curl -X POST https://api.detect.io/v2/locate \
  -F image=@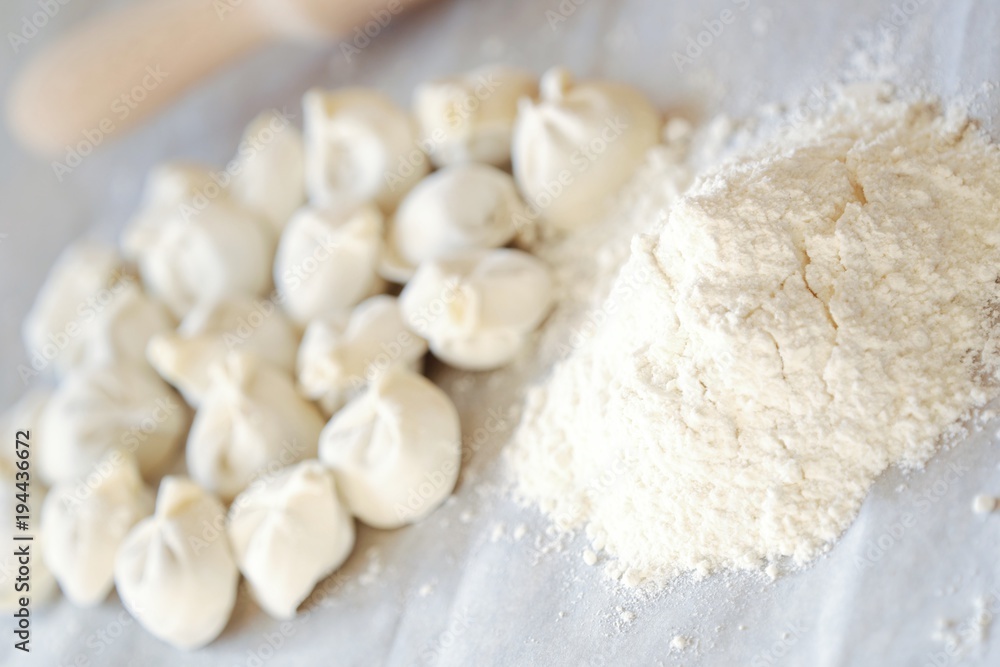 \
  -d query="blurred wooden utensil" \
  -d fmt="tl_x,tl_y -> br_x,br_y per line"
7,0 -> 430,156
